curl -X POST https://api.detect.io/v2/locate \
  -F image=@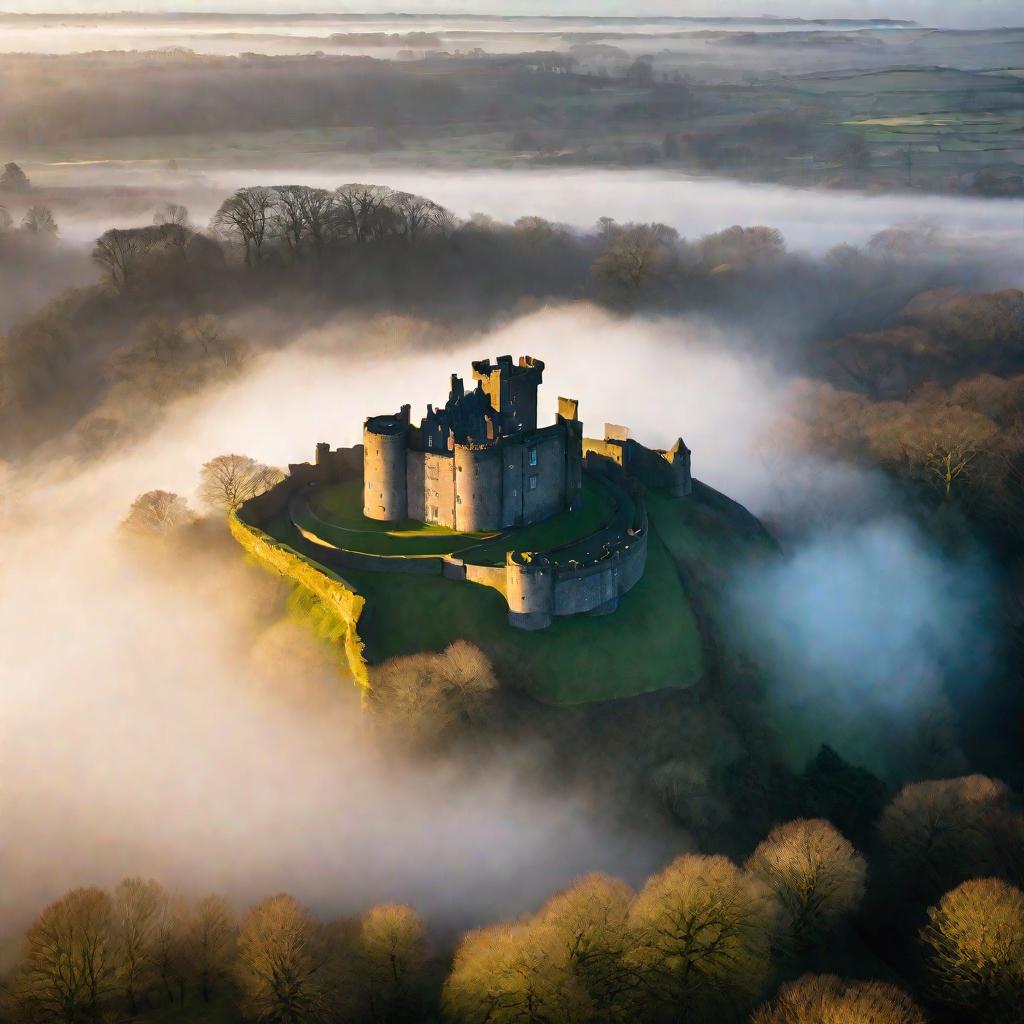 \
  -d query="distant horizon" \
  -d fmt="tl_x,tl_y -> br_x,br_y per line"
2,2 -> 1023,33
